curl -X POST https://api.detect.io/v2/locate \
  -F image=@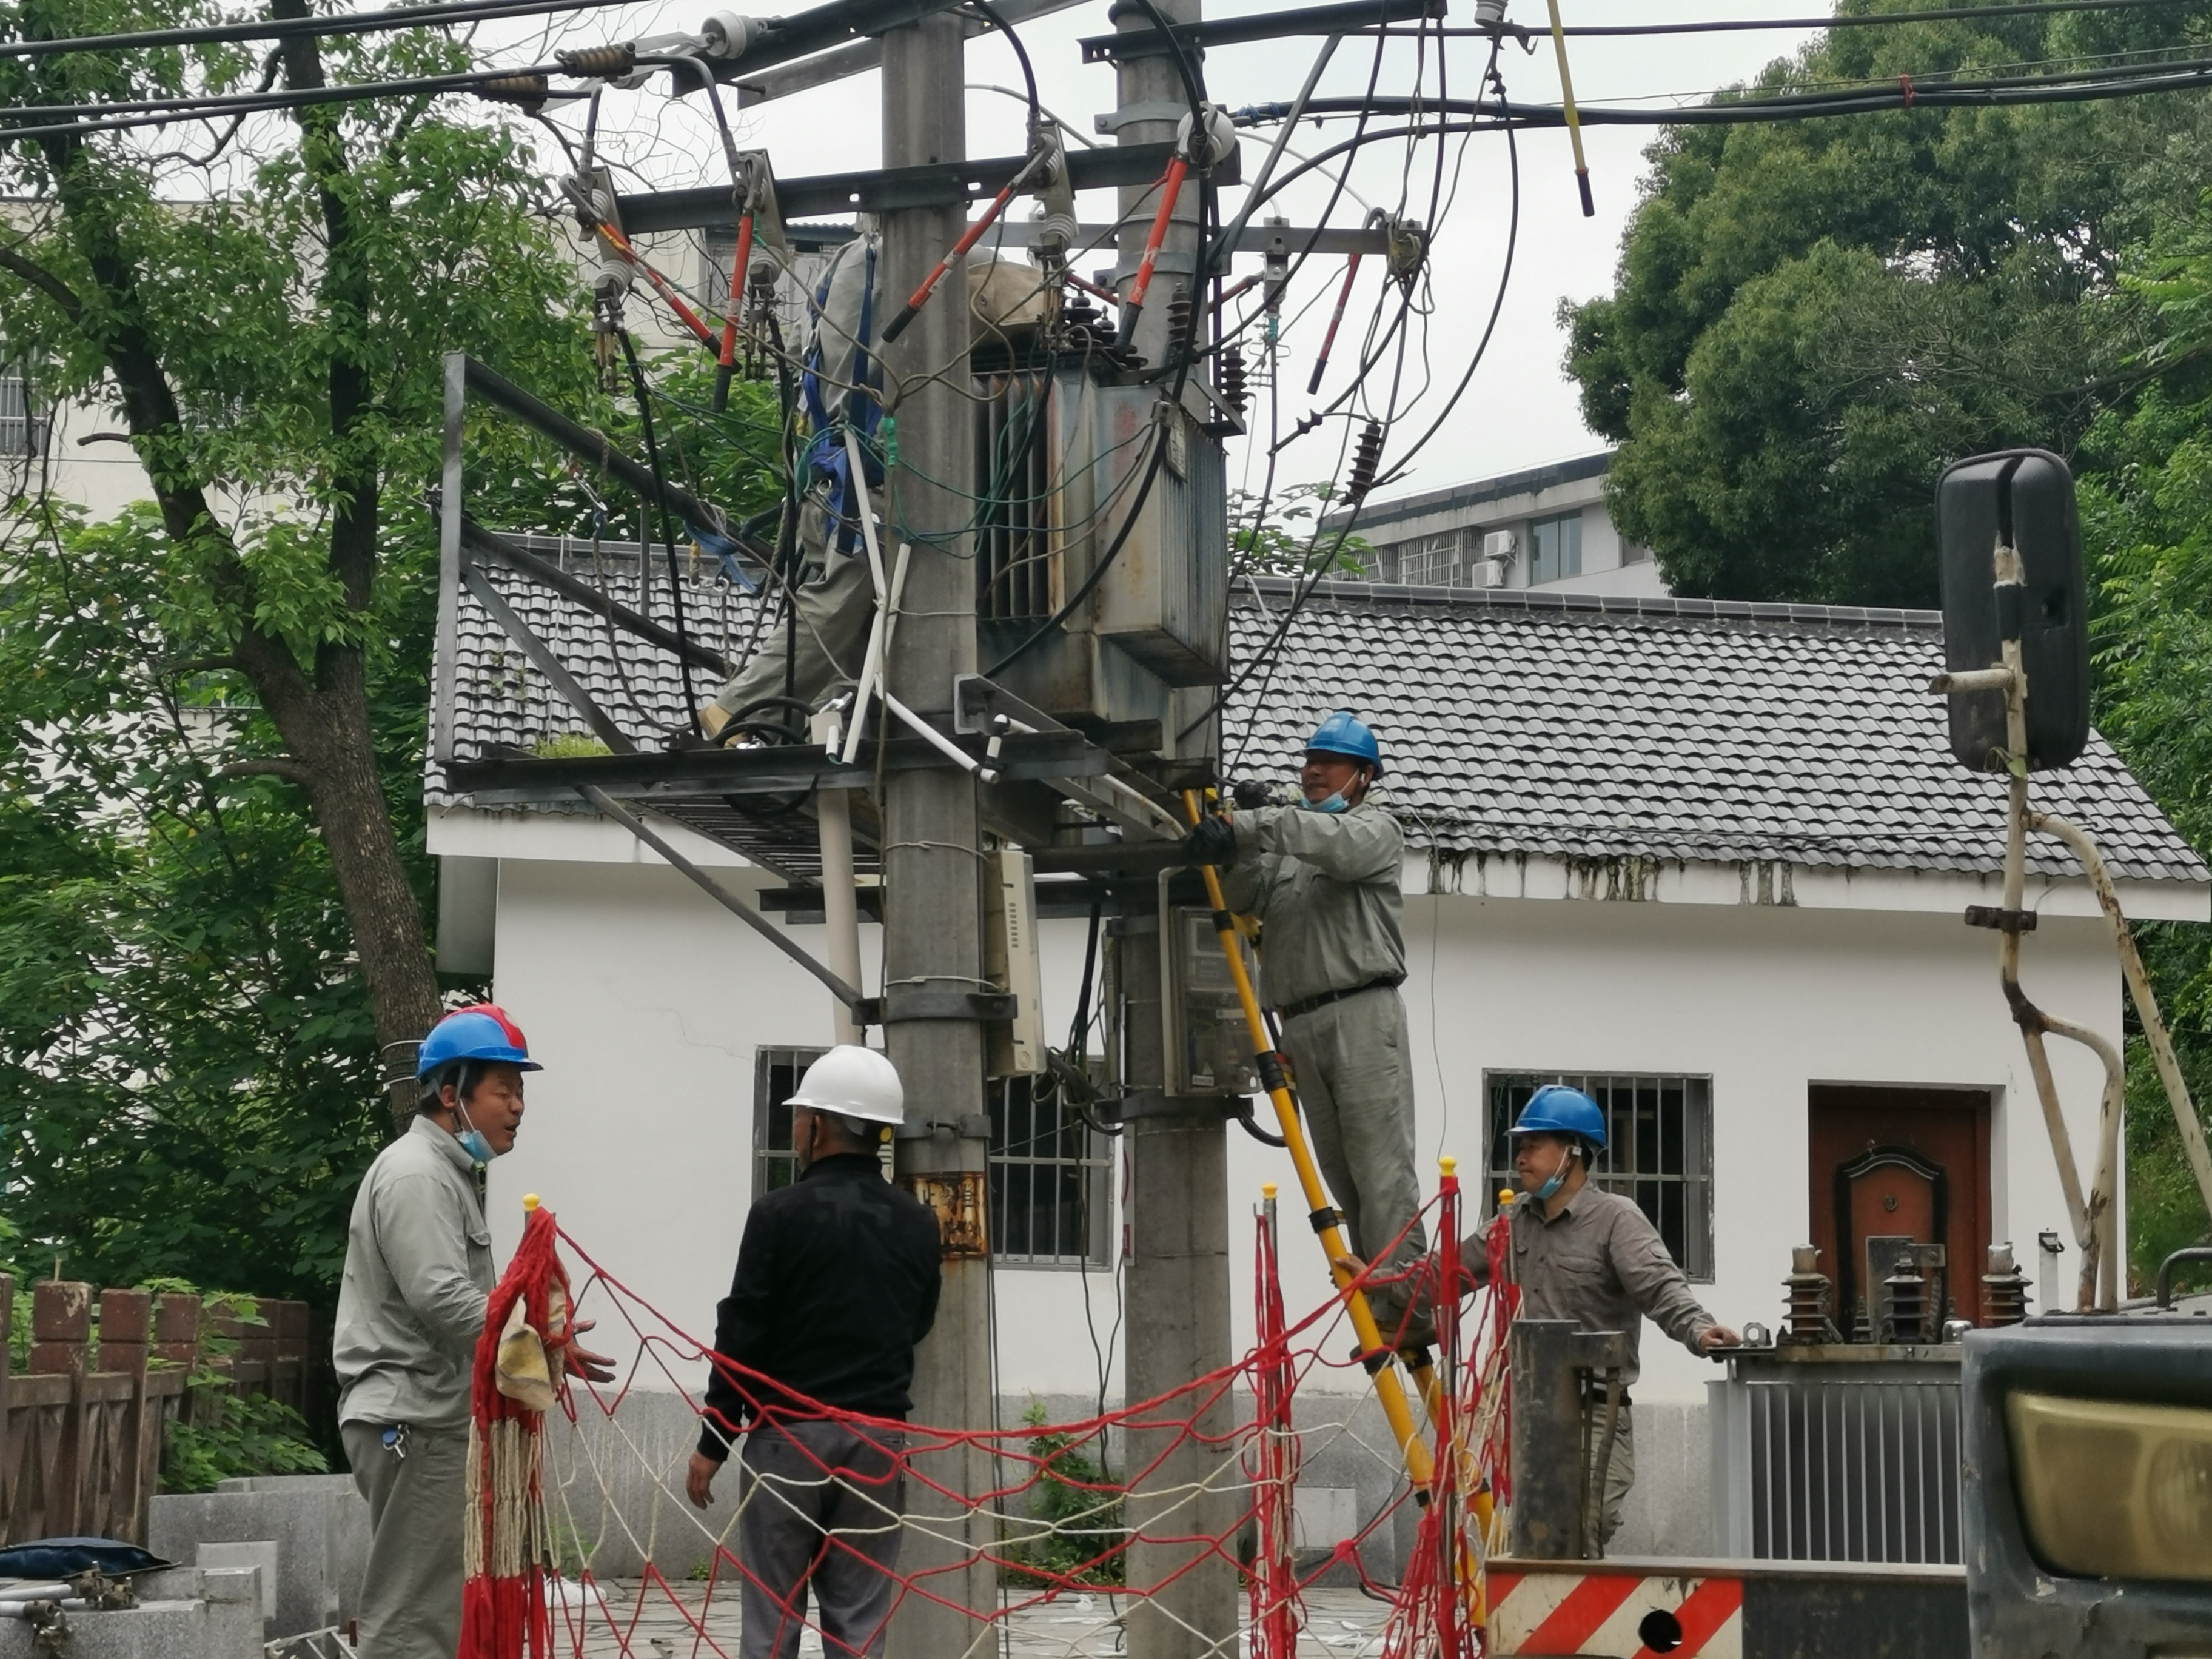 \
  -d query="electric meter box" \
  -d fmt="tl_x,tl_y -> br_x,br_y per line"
1161,903 -> 1261,1098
